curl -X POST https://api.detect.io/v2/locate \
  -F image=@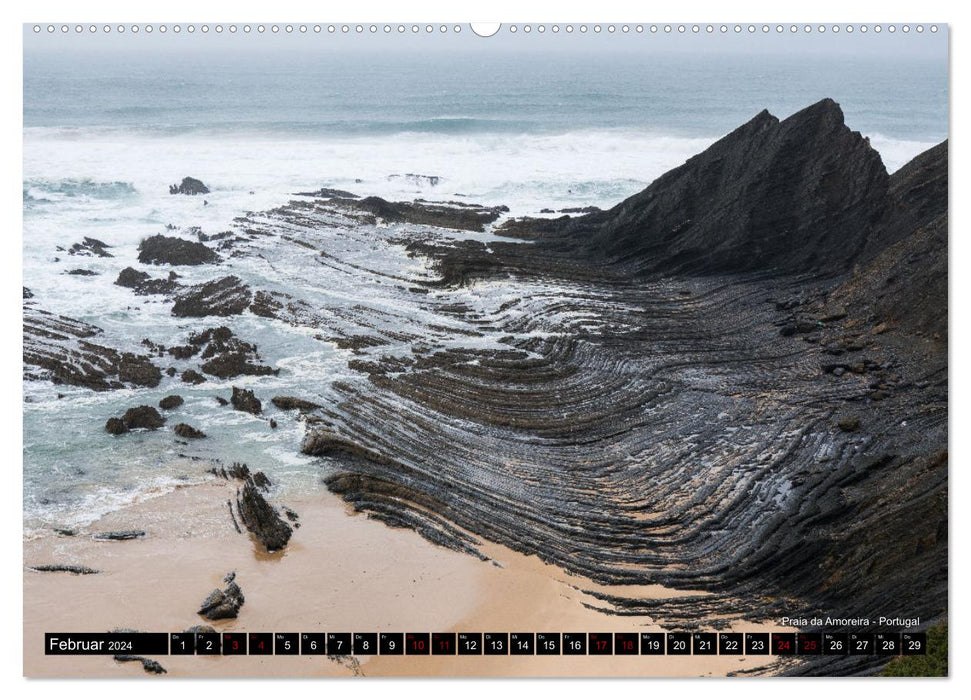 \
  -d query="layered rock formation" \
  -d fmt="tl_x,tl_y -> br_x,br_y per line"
171,276 -> 252,317
291,100 -> 946,675
67,236 -> 113,258
23,302 -> 161,391
333,196 -> 509,232
236,475 -> 293,552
